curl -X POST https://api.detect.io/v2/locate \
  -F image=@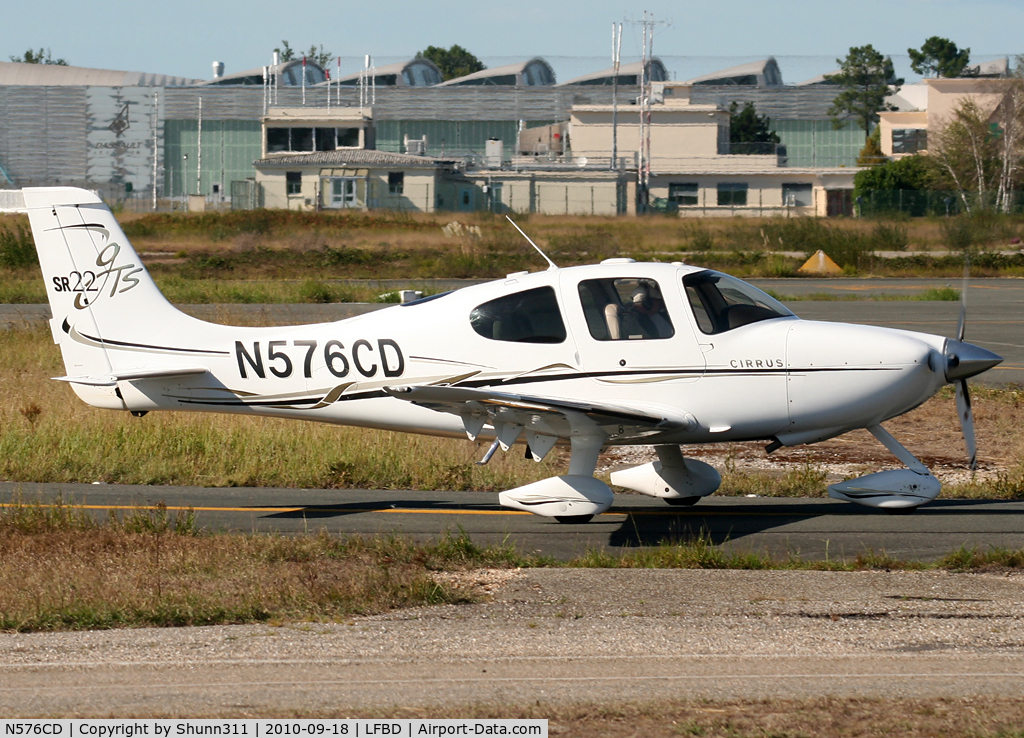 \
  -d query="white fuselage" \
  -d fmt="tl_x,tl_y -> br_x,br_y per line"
76,262 -> 948,448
